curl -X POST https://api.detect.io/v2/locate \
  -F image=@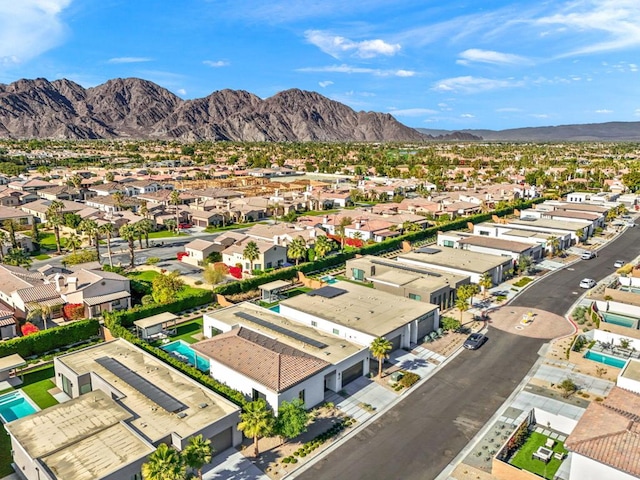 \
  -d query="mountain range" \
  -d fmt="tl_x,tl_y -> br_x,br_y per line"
0,77 -> 636,142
